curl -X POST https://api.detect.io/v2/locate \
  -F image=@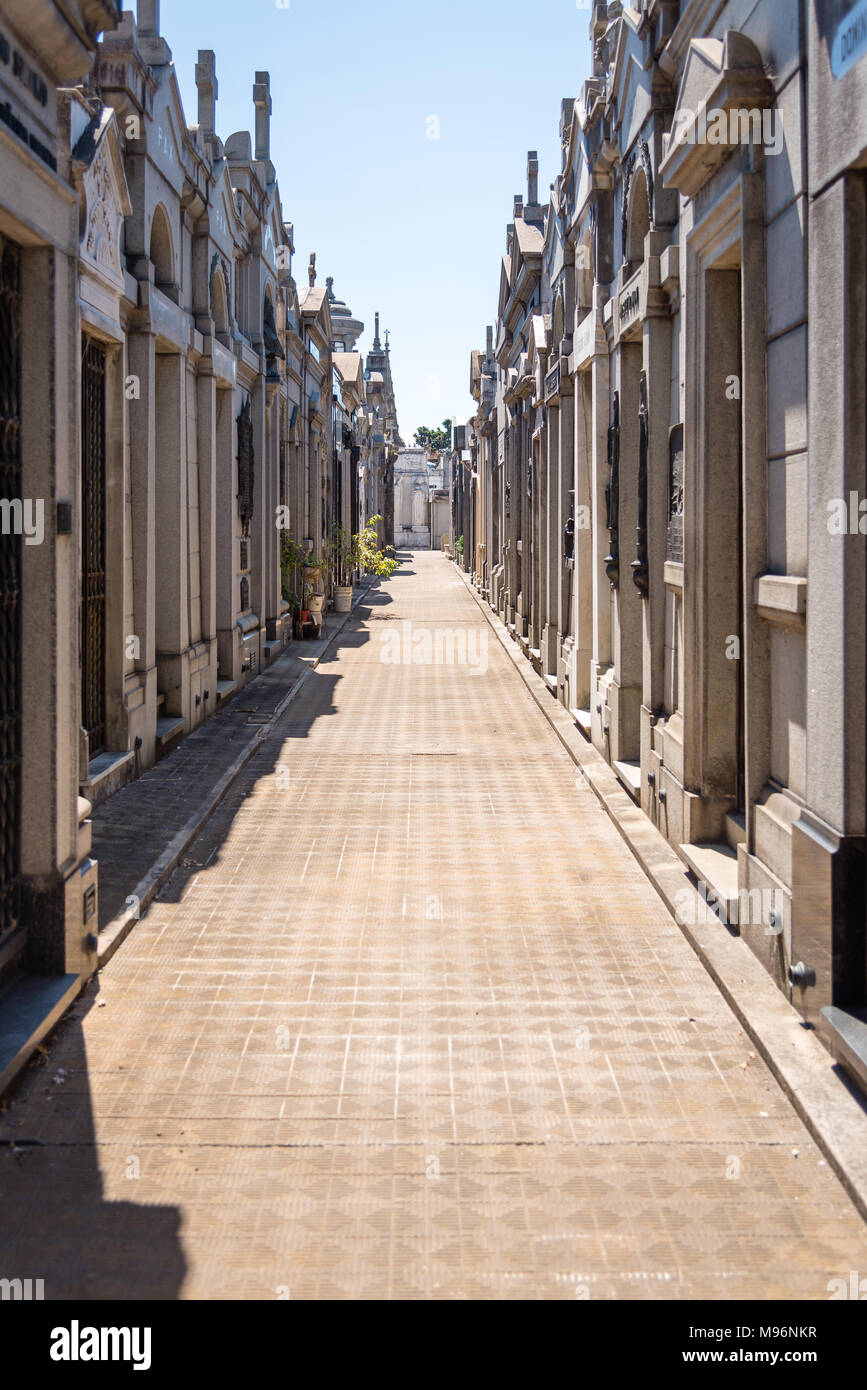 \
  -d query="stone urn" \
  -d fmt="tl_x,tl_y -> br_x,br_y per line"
334,585 -> 352,612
